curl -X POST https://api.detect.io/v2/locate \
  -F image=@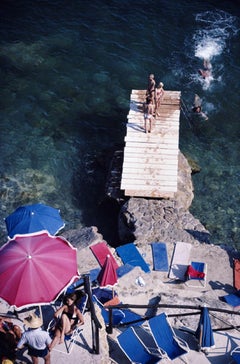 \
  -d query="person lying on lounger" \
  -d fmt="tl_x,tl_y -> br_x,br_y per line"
49,293 -> 84,350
